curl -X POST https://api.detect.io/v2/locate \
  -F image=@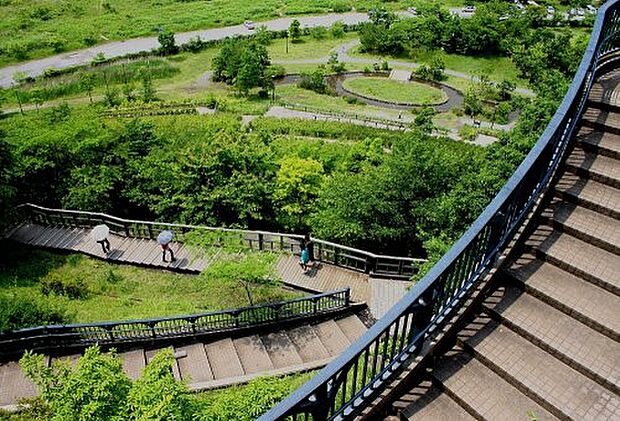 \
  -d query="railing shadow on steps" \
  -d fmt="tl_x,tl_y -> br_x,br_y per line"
0,288 -> 352,362
12,203 -> 425,280
260,2 -> 620,420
